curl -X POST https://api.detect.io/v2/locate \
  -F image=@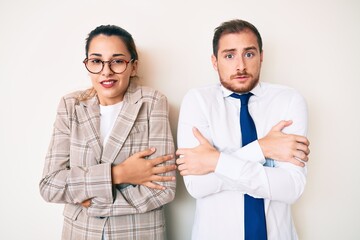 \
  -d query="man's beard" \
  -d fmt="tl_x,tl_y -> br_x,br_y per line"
220,71 -> 260,93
